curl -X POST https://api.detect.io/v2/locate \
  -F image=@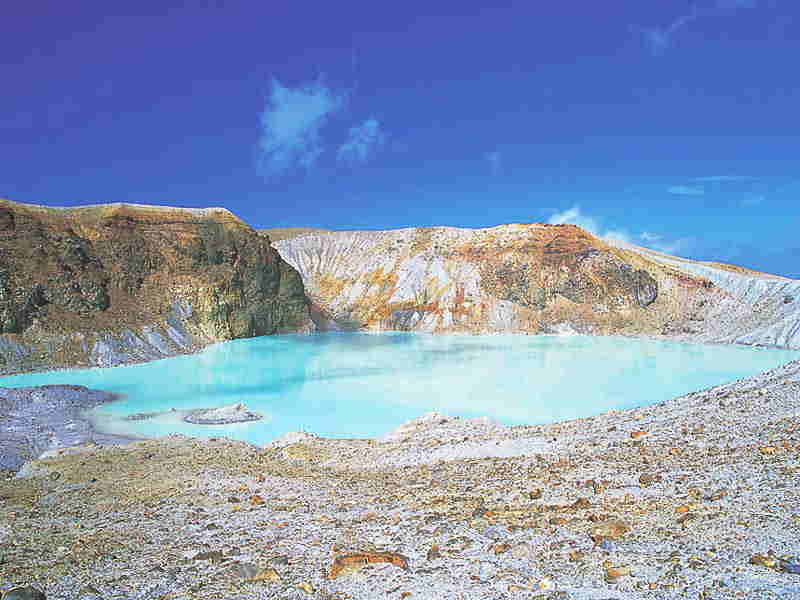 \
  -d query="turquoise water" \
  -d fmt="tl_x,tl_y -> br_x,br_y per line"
0,333 -> 796,444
